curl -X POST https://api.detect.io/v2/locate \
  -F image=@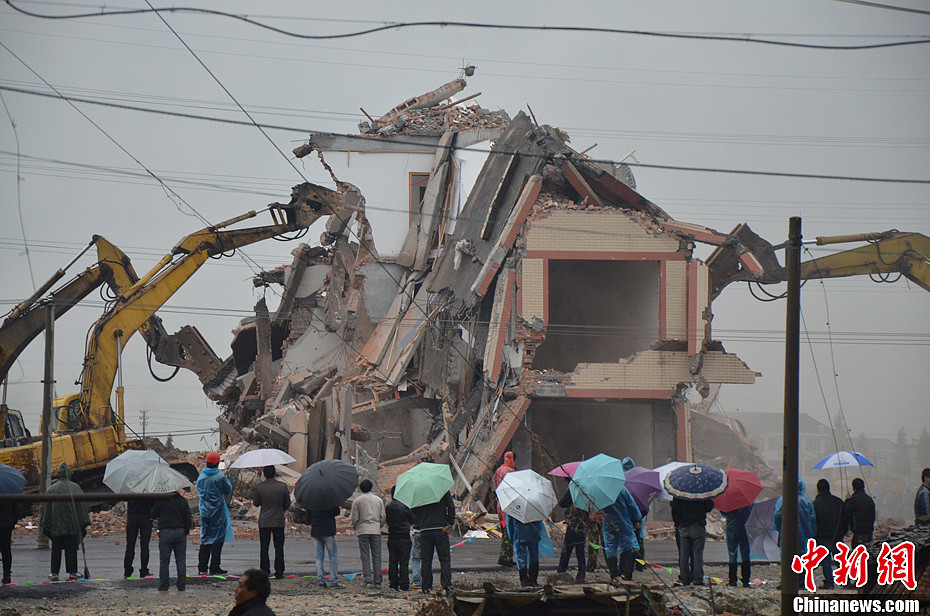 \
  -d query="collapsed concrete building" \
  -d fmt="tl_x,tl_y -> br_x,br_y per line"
208,78 -> 775,509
